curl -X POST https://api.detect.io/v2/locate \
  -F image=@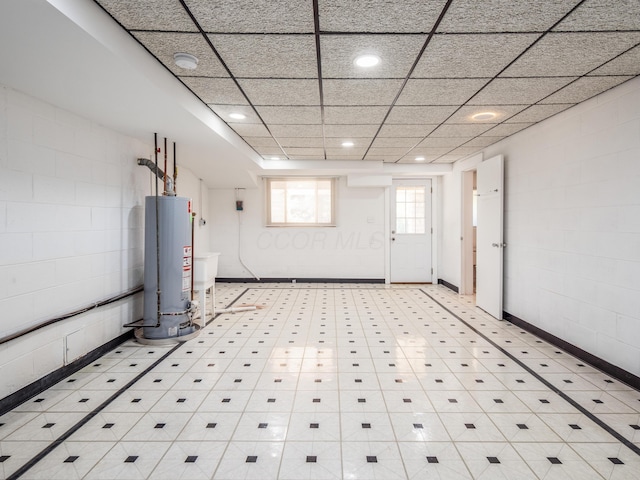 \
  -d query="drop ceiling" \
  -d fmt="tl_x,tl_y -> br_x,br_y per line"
66,1 -> 640,163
